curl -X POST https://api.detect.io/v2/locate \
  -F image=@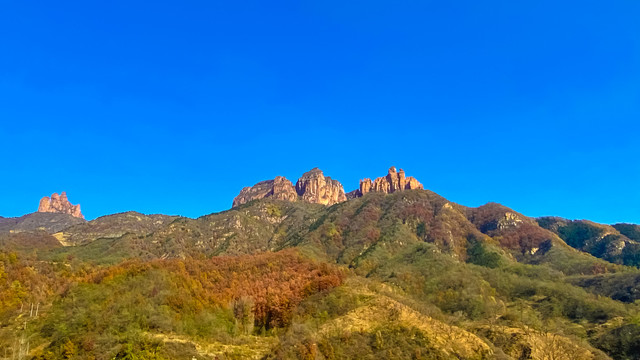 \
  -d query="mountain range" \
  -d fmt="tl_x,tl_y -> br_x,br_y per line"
1,167 -> 640,360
